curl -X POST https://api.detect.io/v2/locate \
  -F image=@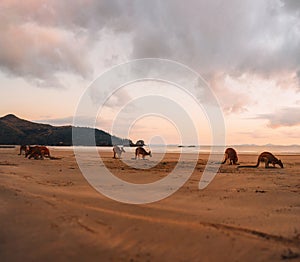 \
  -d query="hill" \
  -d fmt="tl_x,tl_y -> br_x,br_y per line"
0,114 -> 130,146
